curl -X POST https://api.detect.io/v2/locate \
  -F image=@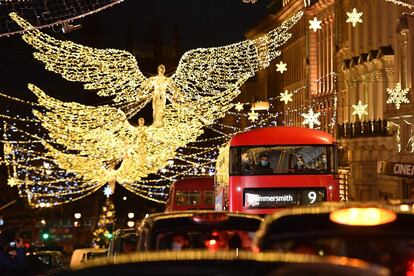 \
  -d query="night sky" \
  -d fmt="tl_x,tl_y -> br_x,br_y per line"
0,0 -> 274,214
0,0 -> 273,100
